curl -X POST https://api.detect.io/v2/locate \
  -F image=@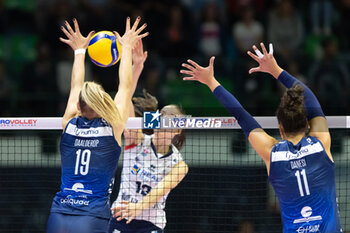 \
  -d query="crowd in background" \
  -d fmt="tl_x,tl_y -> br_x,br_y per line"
0,0 -> 350,117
